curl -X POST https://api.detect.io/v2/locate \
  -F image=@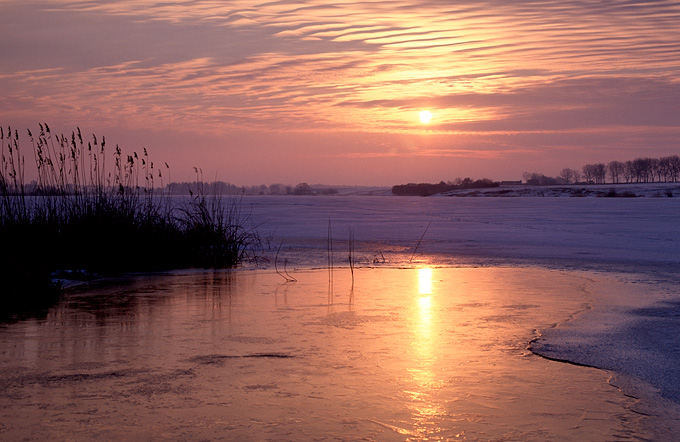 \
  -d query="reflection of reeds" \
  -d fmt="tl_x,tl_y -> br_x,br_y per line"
327,218 -> 333,288
348,227 -> 355,287
1,124 -> 257,317
274,241 -> 296,282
